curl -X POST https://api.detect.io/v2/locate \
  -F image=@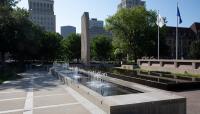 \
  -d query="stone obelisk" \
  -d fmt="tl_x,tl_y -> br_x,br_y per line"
81,12 -> 90,65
